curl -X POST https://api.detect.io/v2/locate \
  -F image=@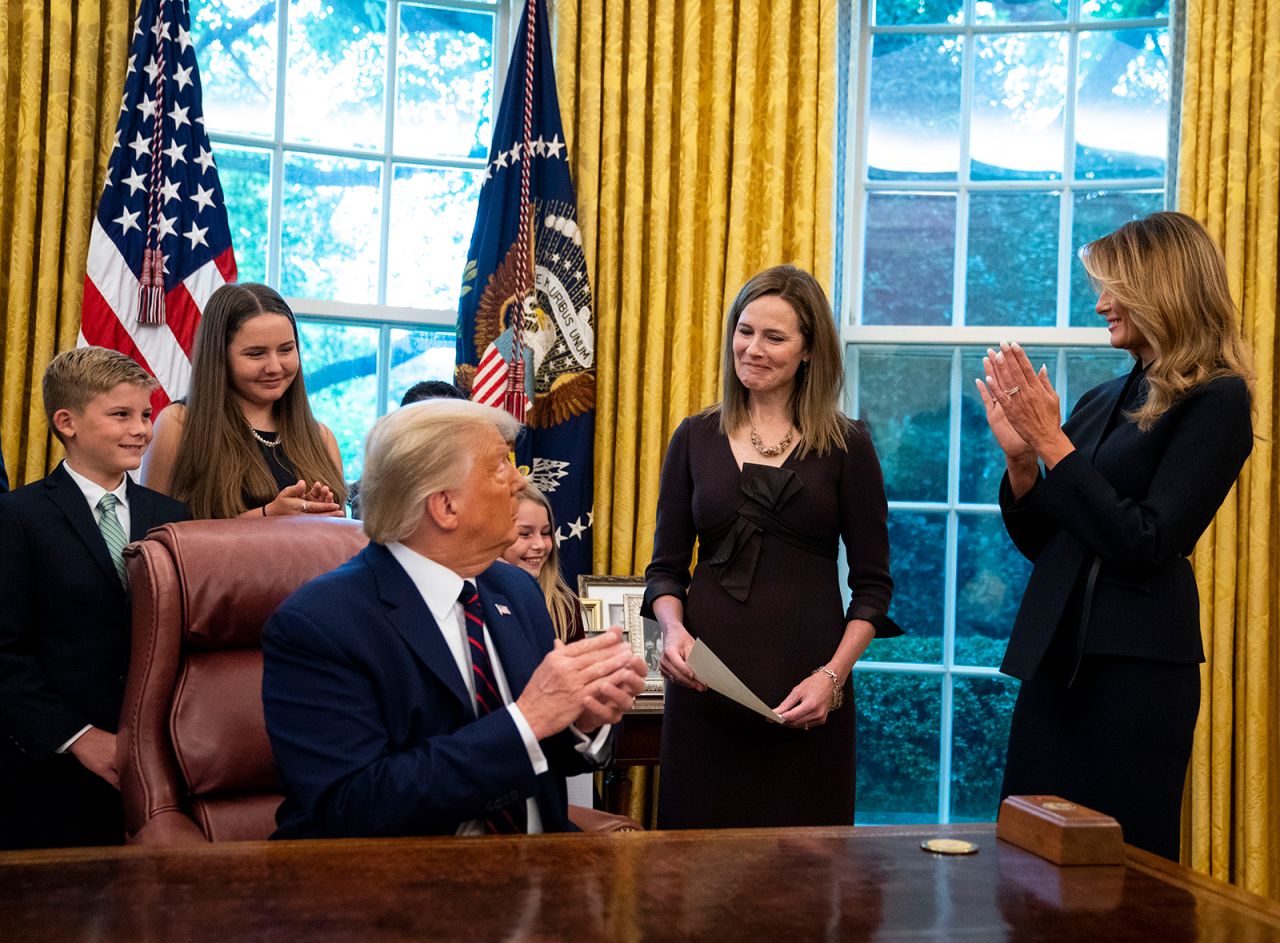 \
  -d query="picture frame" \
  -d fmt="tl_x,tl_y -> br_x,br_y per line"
577,574 -> 664,709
